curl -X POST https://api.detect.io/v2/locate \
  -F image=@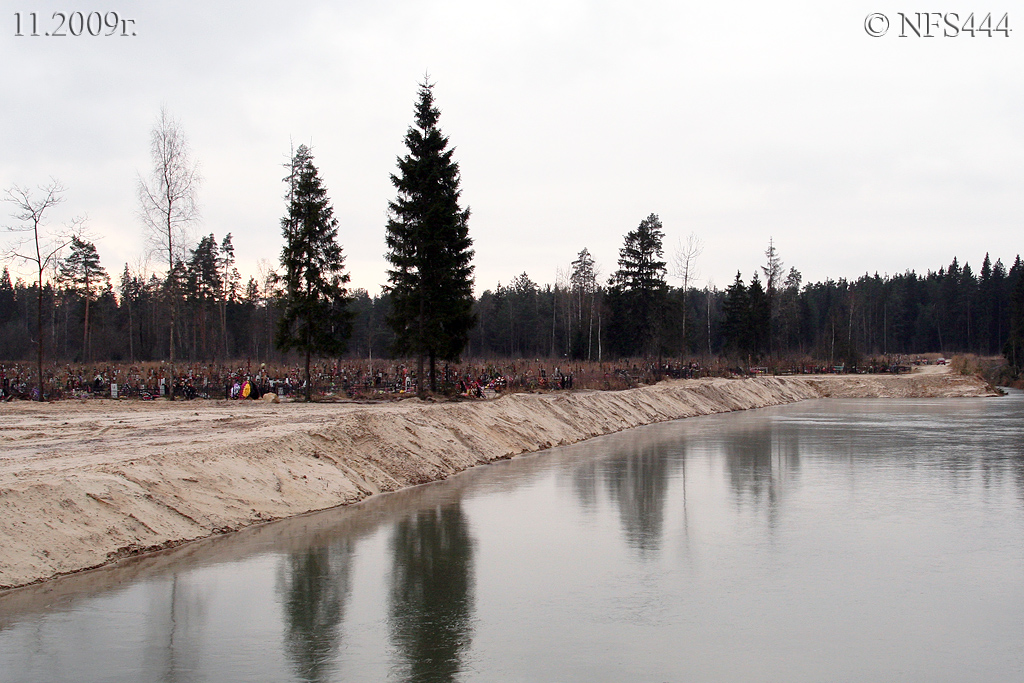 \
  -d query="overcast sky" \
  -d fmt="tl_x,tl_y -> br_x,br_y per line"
2,1 -> 1022,294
